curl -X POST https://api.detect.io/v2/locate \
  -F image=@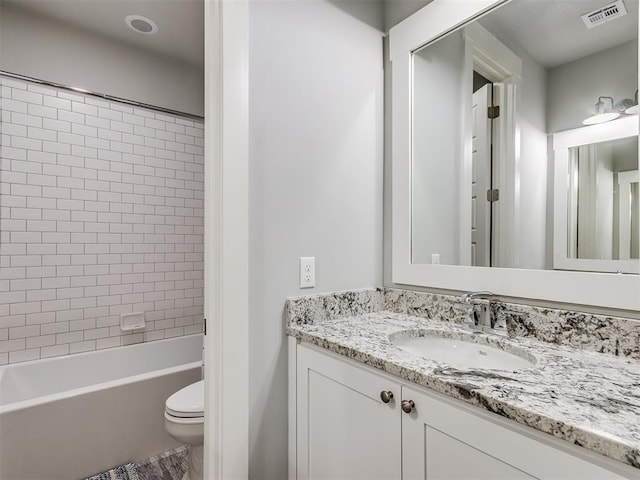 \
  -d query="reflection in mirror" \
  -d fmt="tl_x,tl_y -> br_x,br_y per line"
567,137 -> 639,261
552,116 -> 638,273
410,0 -> 638,273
